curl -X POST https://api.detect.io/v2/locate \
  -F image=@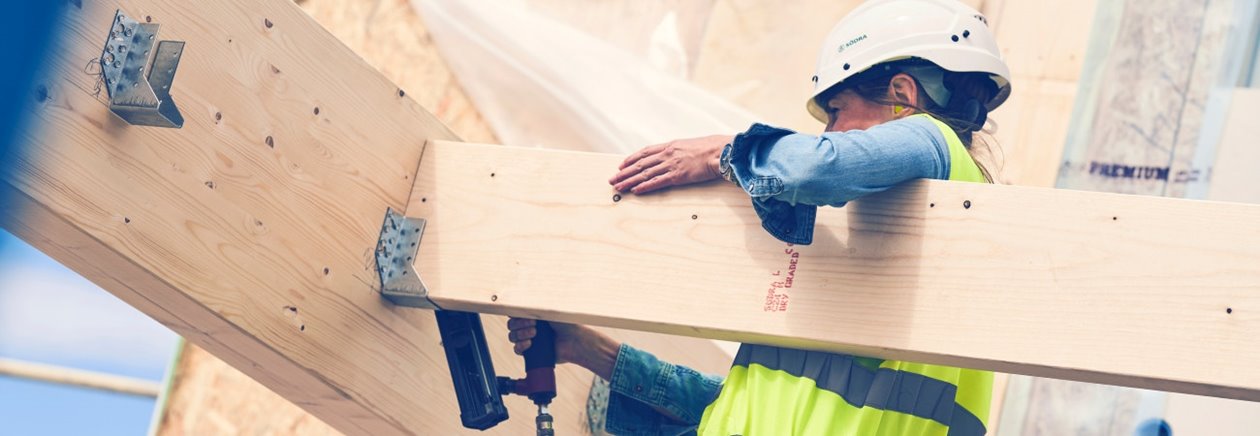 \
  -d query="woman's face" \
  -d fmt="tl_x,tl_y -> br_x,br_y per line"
823,89 -> 895,133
